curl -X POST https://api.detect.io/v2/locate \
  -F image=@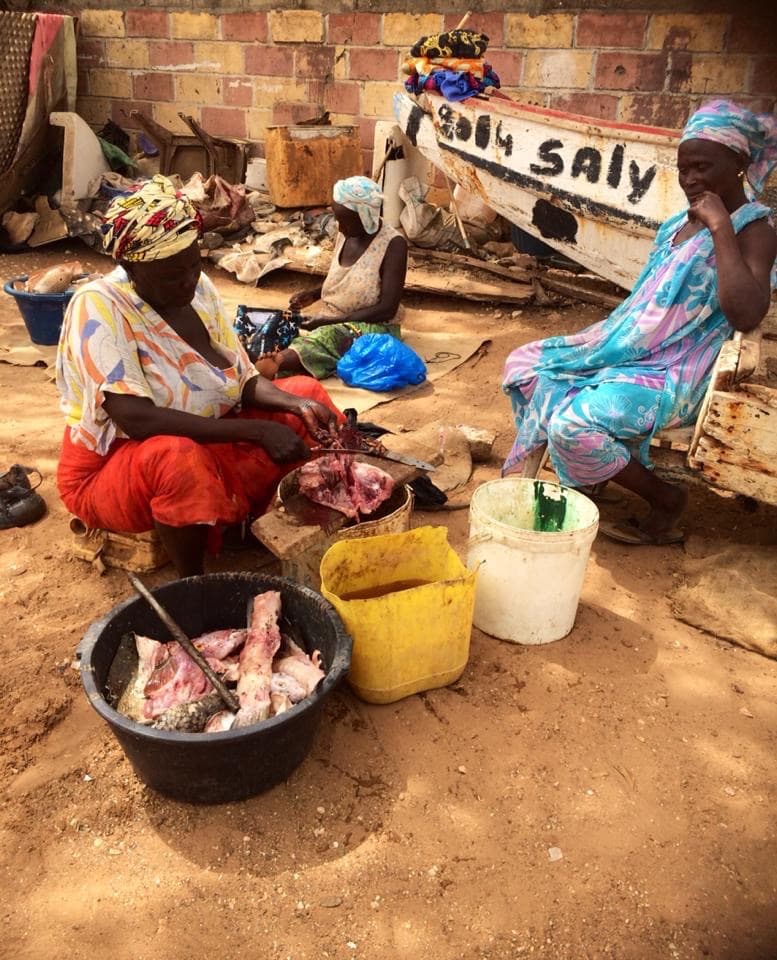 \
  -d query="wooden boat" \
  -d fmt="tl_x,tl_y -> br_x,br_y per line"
394,90 -> 685,289
393,91 -> 777,509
